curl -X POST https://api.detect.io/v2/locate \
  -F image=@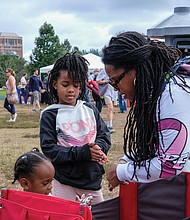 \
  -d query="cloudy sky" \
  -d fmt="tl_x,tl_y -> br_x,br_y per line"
1,0 -> 190,60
